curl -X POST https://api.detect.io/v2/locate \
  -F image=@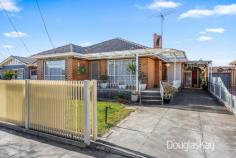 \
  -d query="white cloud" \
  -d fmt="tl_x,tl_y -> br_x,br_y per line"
214,4 -> 236,15
0,0 -> 21,12
205,28 -> 225,33
3,31 -> 29,38
197,36 -> 212,42
199,31 -> 206,34
80,42 -> 92,47
179,4 -> 236,19
146,0 -> 180,10
2,44 -> 14,49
